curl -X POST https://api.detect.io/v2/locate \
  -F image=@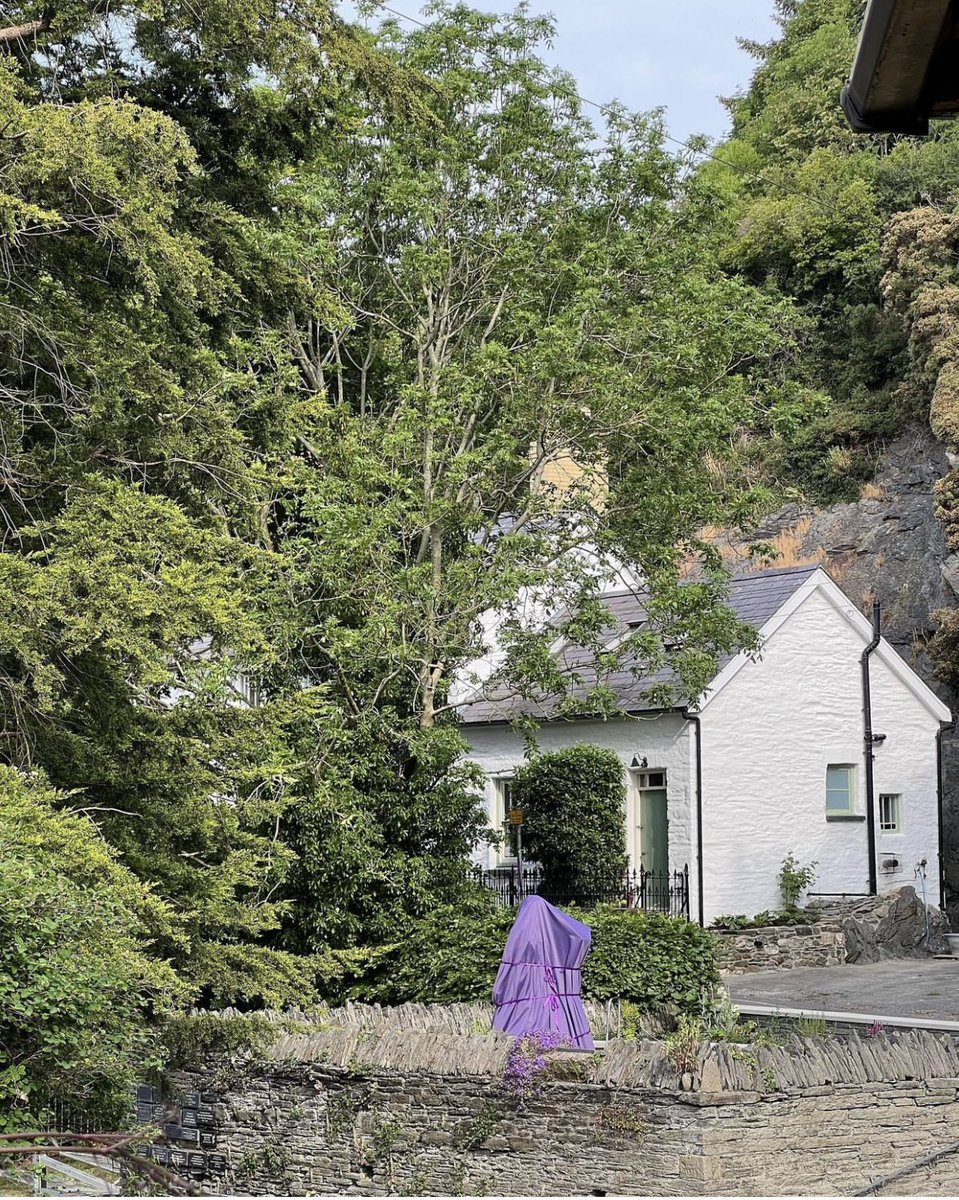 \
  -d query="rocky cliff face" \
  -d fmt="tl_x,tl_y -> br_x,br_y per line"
716,425 -> 959,895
